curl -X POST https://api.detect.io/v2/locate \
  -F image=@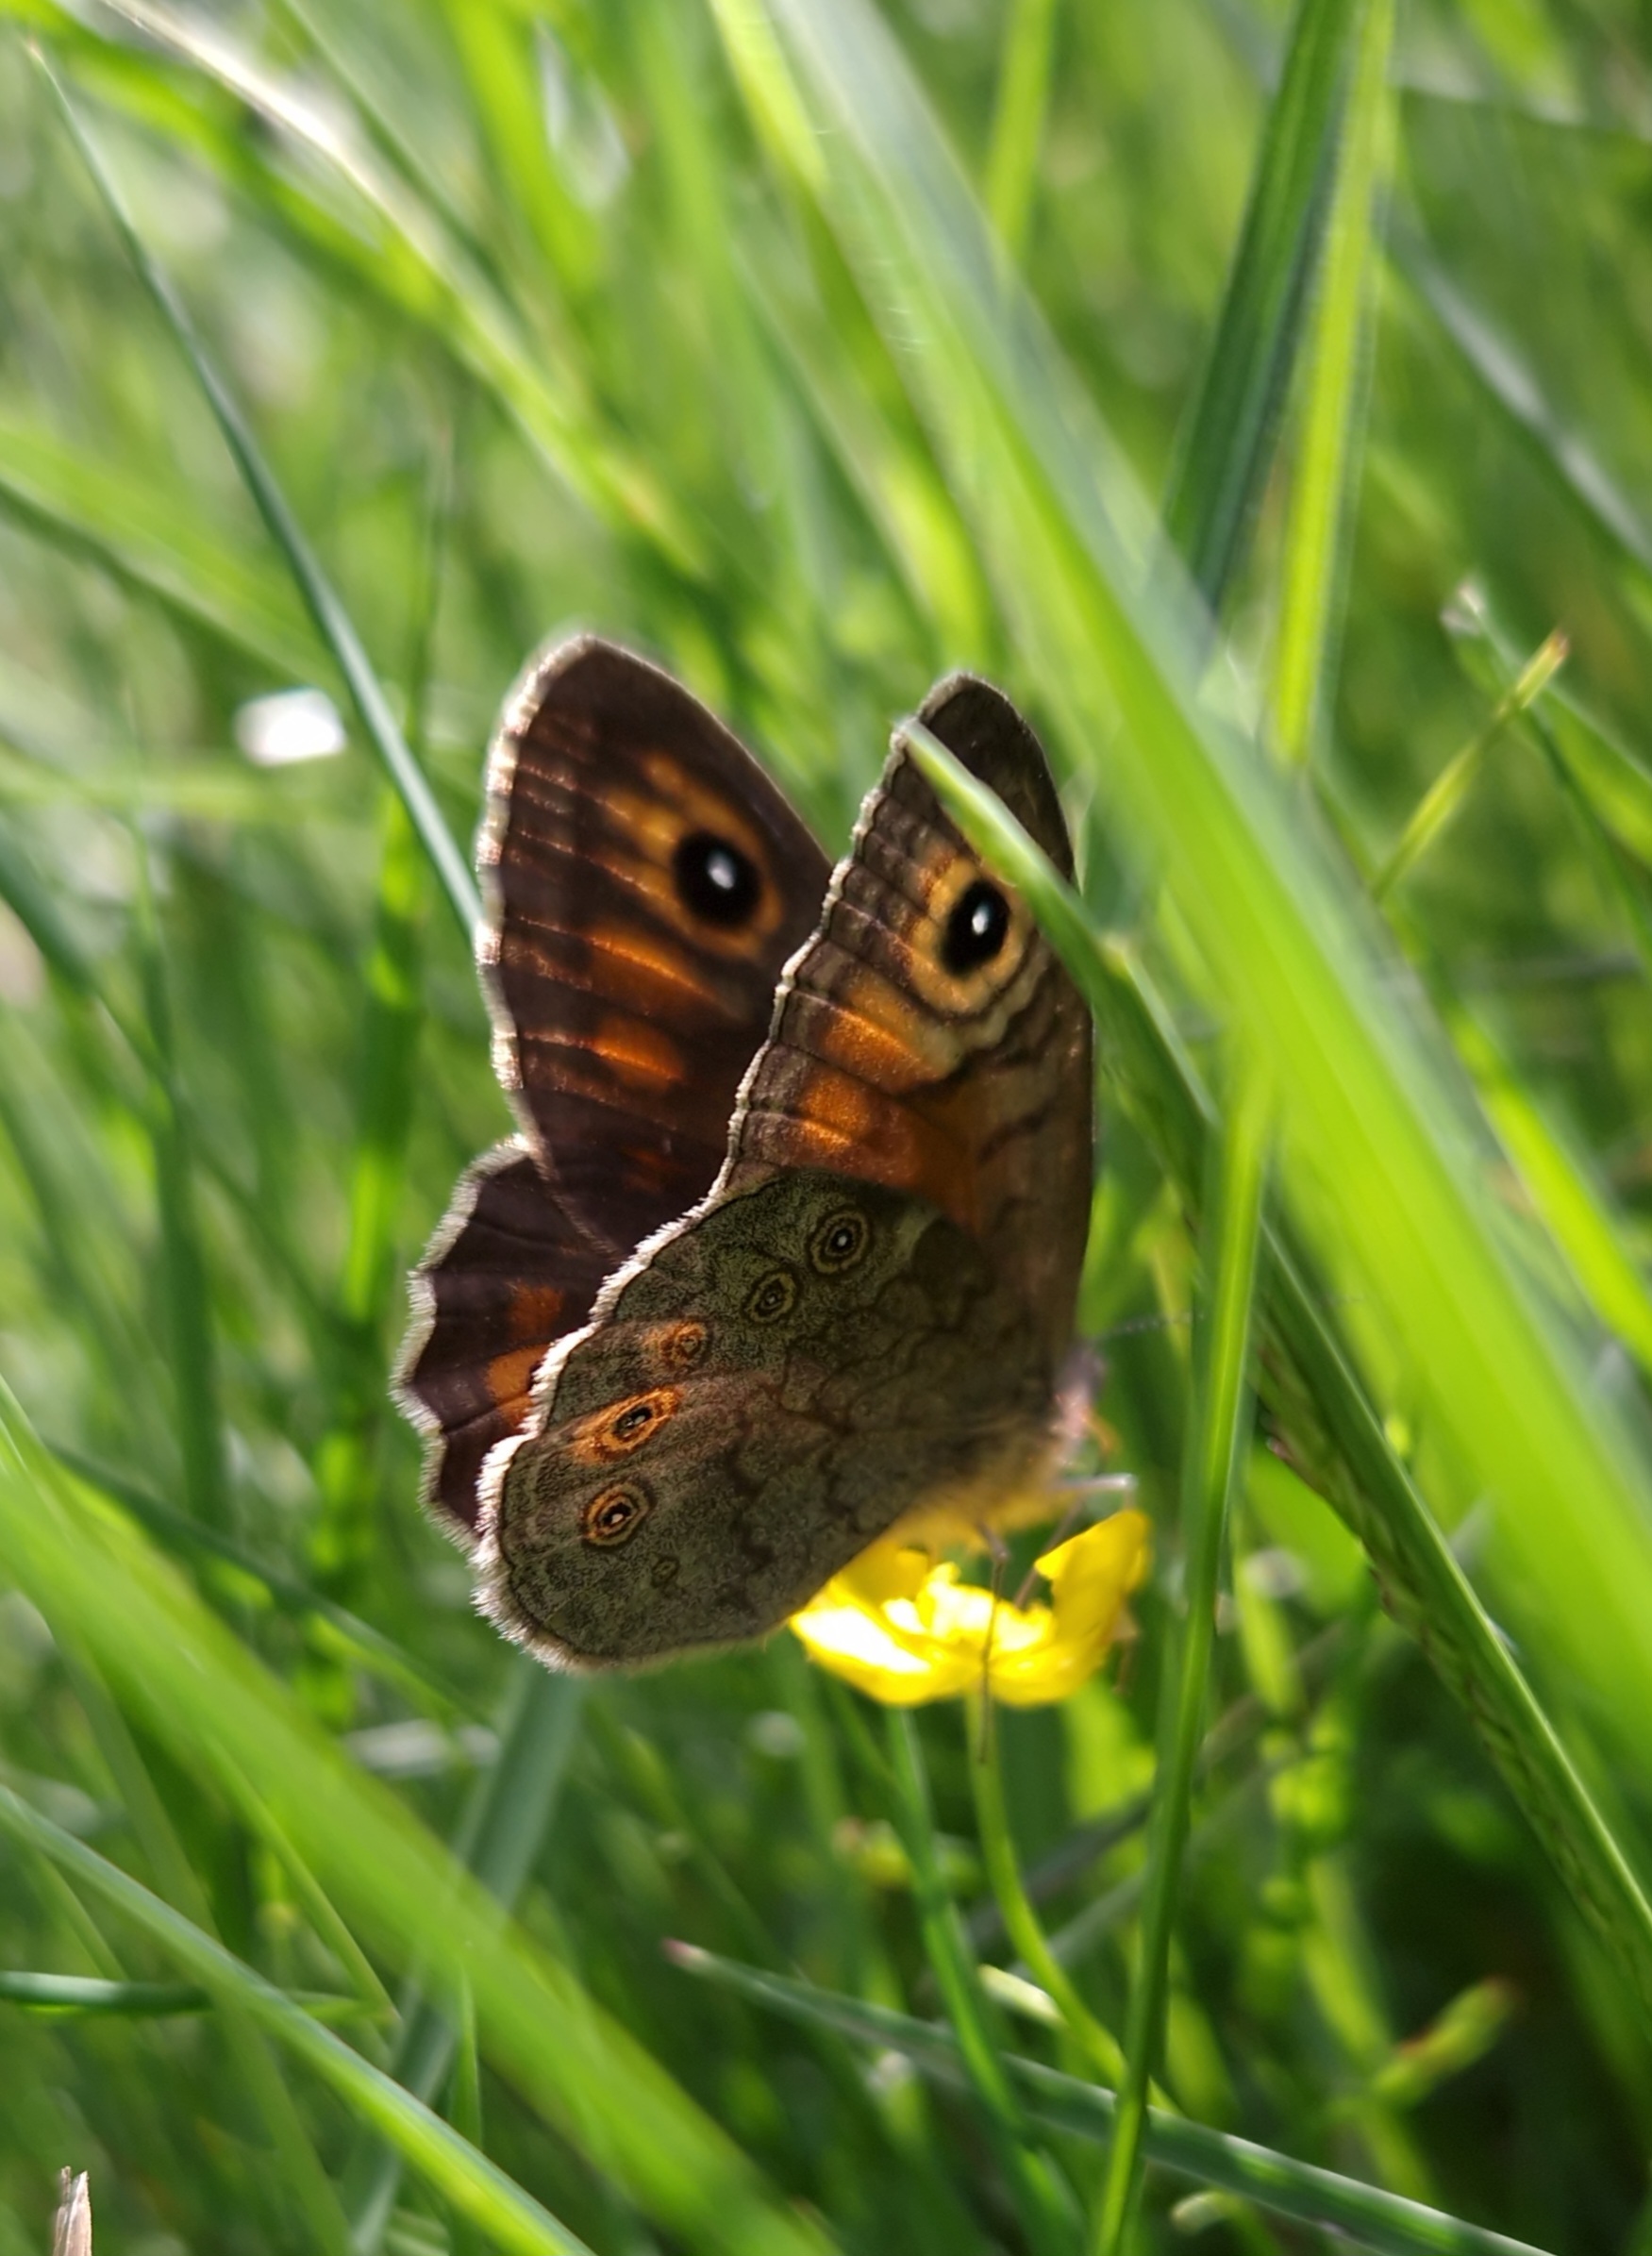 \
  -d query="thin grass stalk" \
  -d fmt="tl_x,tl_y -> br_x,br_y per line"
309,790 -> 426,1602
34,54 -> 481,937
984,0 -> 1058,260
907,725 -> 1652,2012
133,871 -> 230,1533
1162,0 -> 1359,610
671,1947 -> 1559,2256
1093,1062 -> 1269,2255
48,1440 -> 469,1716
0,1786 -> 600,2256
1371,631 -> 1568,900
964,1693 -> 1127,2088
0,1393 -> 831,2256
1270,0 -> 1393,768
60,1651 -> 354,2256
884,1709 -> 1076,2256
342,1661 -> 586,2253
